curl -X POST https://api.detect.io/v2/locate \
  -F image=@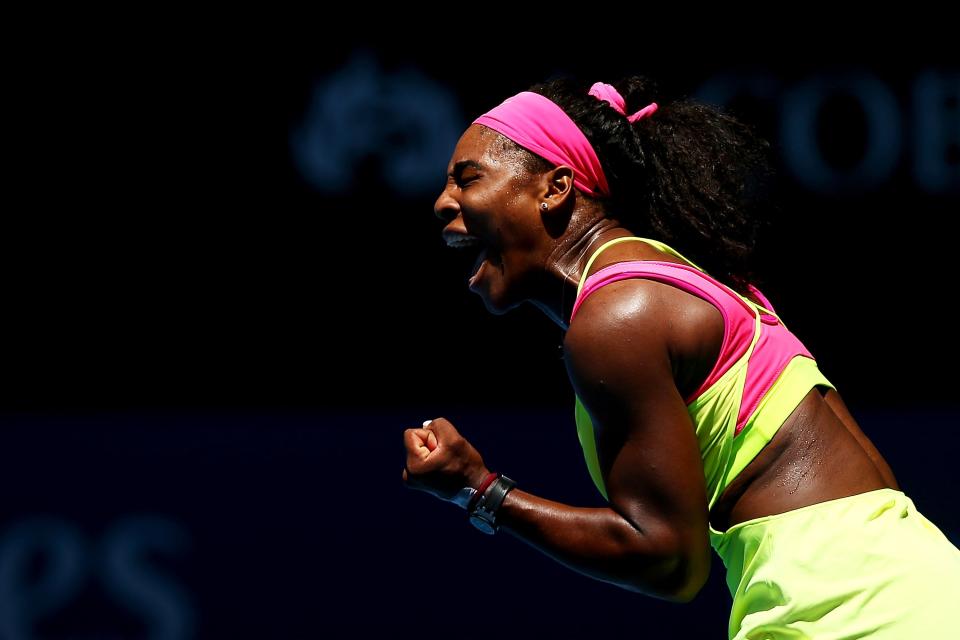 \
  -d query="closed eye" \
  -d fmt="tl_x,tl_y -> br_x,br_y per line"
448,160 -> 482,187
